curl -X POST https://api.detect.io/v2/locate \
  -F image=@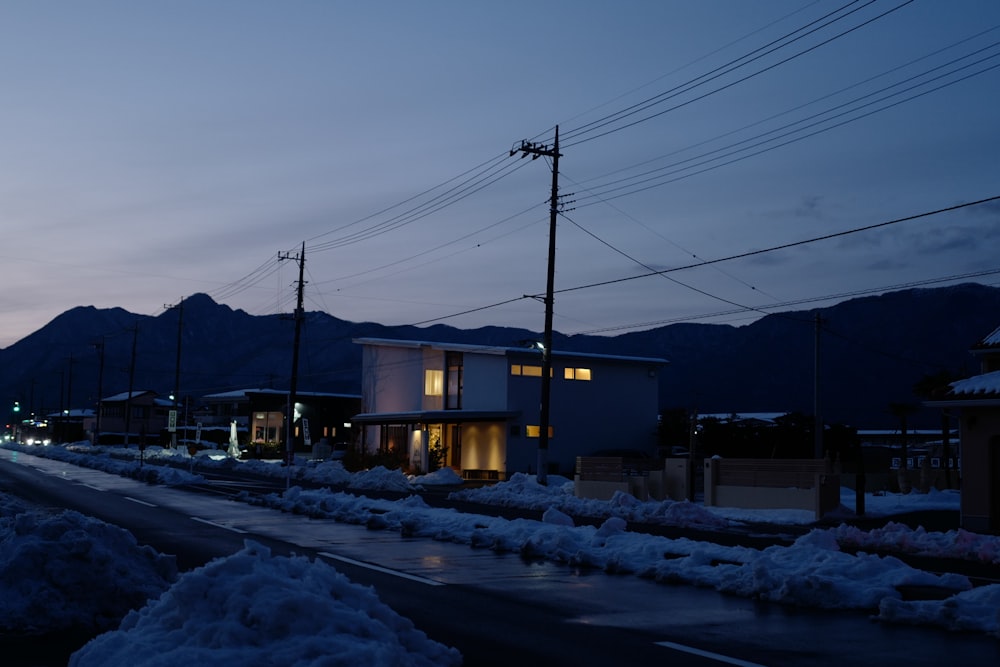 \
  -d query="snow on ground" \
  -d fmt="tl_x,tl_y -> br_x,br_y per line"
1,440 -> 998,665
68,540 -> 460,667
